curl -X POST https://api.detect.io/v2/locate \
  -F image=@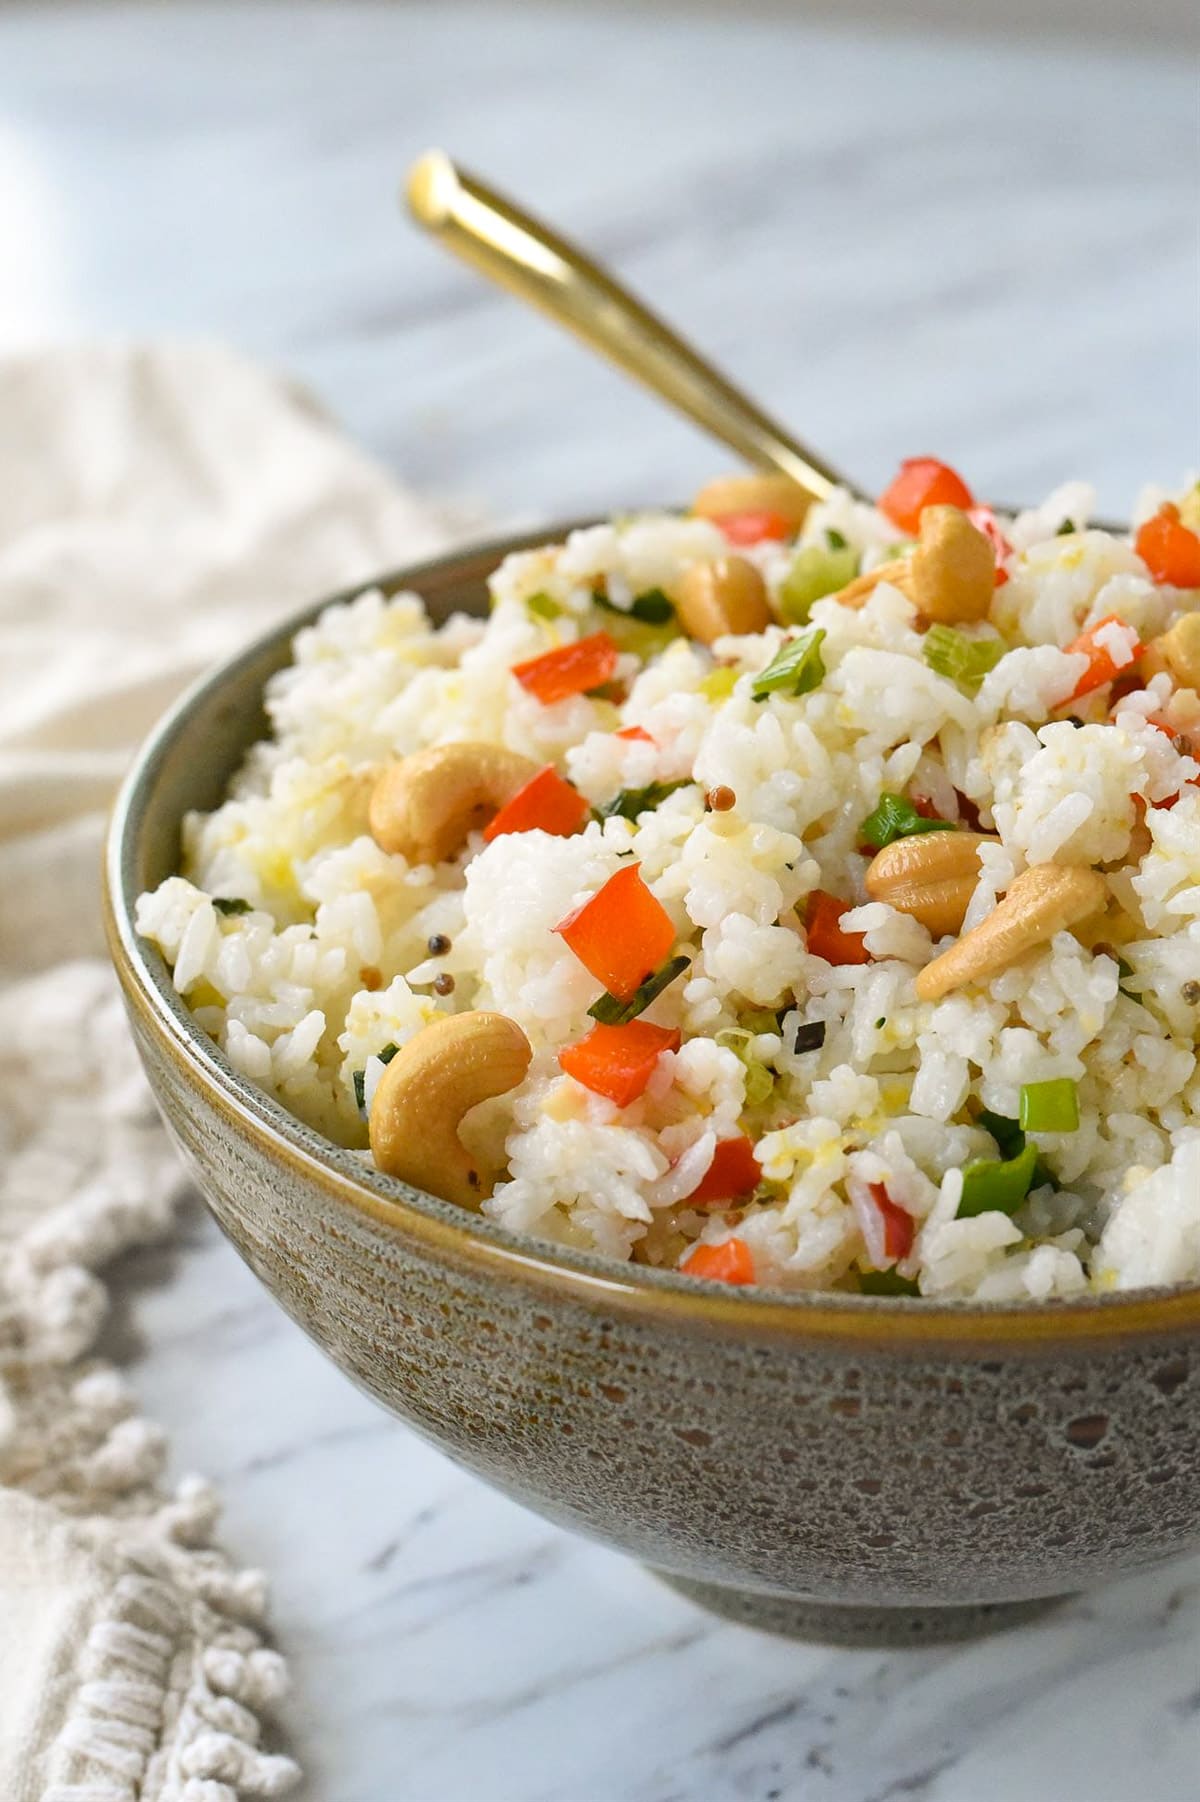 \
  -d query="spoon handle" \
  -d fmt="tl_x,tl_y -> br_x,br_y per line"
406,151 -> 854,507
